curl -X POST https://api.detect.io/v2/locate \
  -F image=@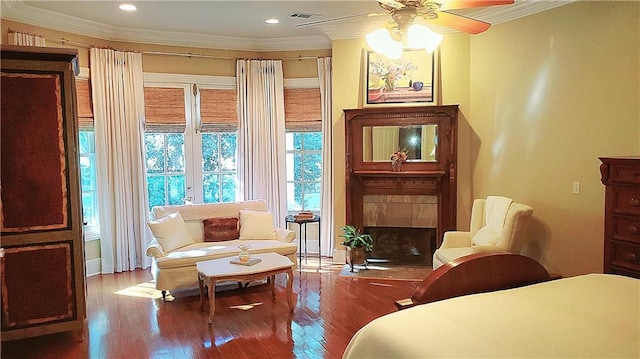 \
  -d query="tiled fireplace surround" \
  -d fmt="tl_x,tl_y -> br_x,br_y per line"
363,195 -> 437,228
363,195 -> 437,266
